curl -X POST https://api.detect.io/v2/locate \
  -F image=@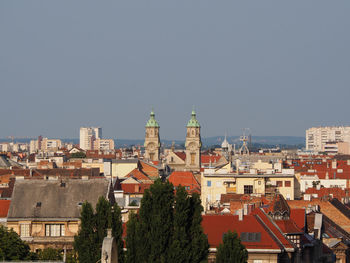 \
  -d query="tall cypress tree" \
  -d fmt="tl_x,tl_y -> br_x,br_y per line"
74,202 -> 98,263
138,179 -> 174,263
188,193 -> 209,263
95,196 -> 112,247
125,180 -> 209,263
112,203 -> 124,263
168,186 -> 191,263
216,231 -> 248,263
125,212 -> 139,263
